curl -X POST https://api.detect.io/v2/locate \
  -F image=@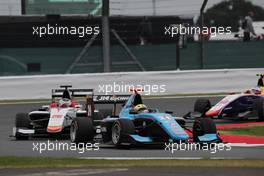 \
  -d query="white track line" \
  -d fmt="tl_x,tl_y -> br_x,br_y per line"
78,157 -> 246,160
21,168 -> 128,176
230,143 -> 264,147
